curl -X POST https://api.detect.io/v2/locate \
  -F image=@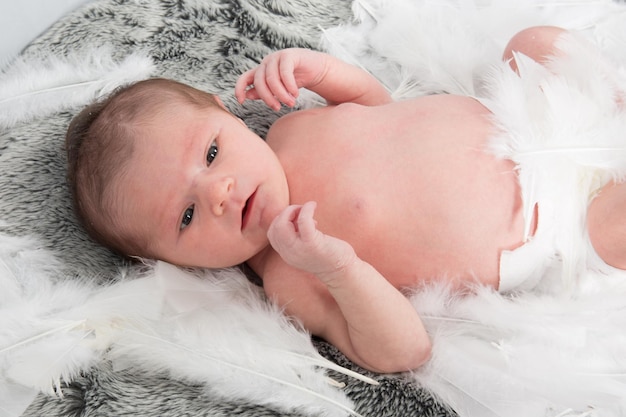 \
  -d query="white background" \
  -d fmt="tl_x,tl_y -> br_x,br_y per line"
0,0 -> 92,69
